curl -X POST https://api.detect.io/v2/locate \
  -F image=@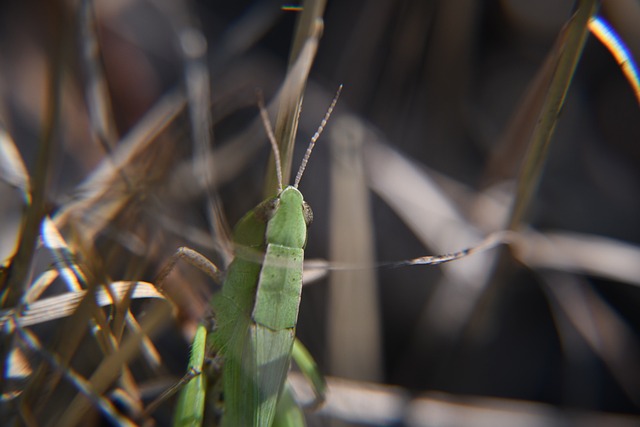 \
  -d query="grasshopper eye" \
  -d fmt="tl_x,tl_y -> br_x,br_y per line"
302,202 -> 313,226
